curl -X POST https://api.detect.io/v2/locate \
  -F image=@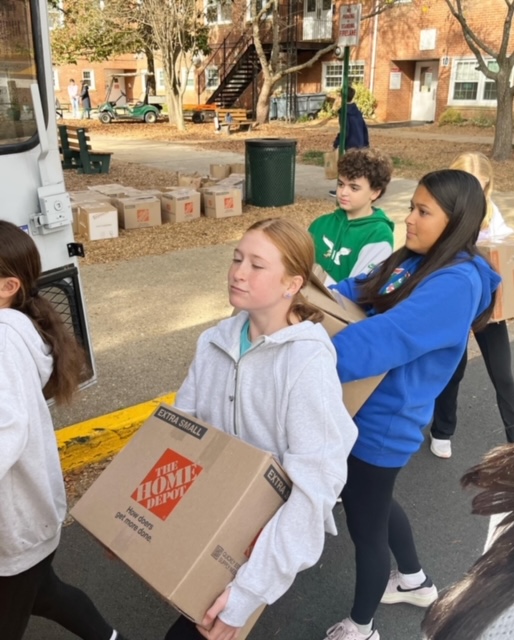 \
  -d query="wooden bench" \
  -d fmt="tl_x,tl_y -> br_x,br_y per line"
58,125 -> 112,174
216,108 -> 255,132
